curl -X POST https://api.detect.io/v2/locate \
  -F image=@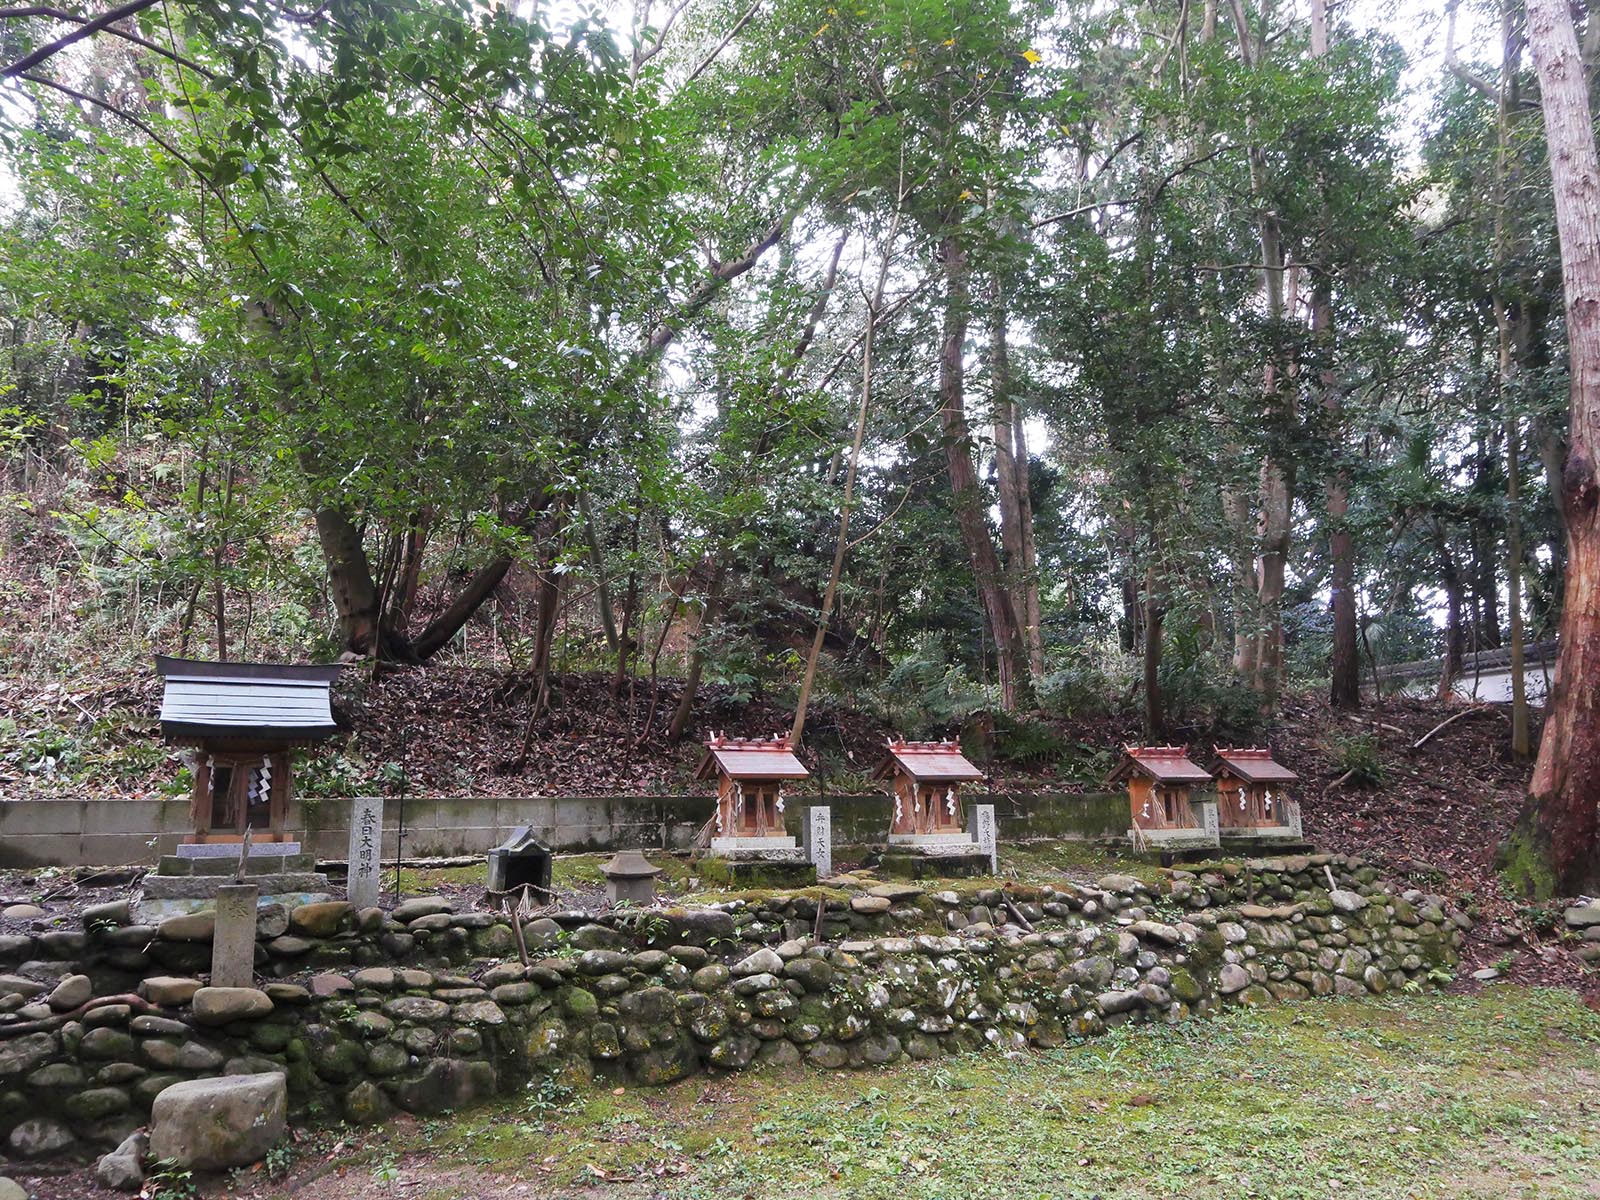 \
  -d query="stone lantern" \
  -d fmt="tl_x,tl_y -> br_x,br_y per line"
600,850 -> 662,905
